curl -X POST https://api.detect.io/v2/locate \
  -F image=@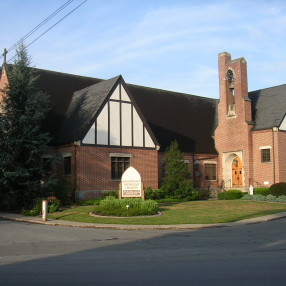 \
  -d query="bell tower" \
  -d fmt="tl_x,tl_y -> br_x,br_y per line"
214,52 -> 253,189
